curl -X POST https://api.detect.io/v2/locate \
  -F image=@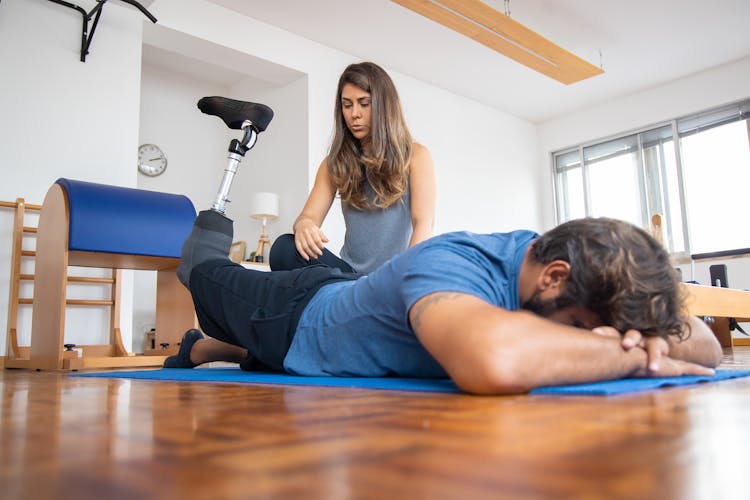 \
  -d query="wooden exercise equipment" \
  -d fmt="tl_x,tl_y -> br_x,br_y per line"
4,179 -> 199,370
683,283 -> 750,348
3,197 -> 125,367
2,198 -> 42,364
